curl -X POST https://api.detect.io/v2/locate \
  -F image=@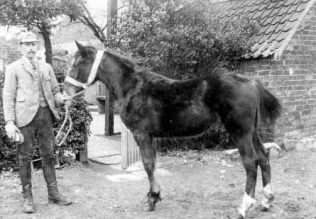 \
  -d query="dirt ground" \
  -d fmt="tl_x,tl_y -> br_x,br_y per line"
1,149 -> 316,219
